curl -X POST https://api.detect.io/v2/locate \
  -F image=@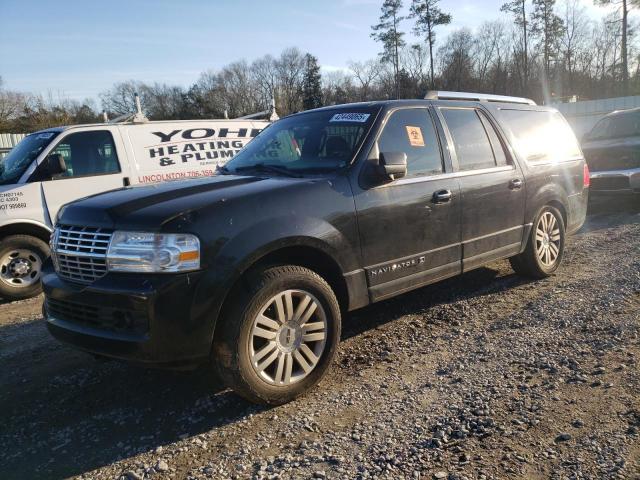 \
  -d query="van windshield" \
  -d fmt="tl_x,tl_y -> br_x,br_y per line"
0,131 -> 58,185
222,108 -> 379,175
